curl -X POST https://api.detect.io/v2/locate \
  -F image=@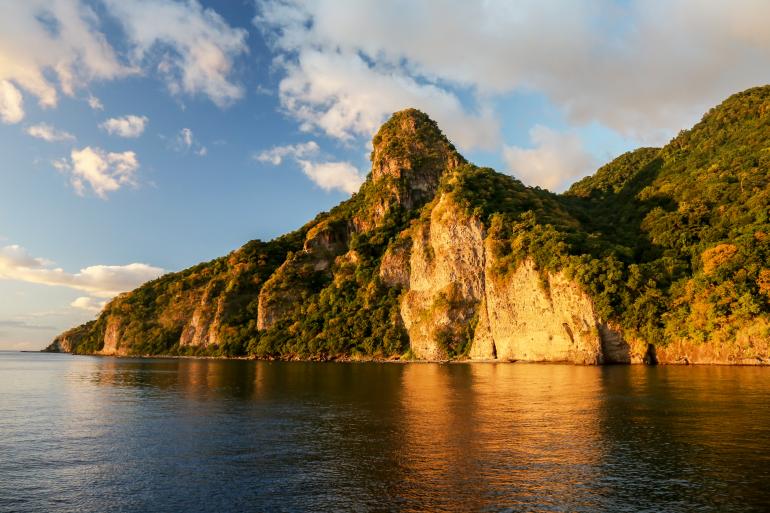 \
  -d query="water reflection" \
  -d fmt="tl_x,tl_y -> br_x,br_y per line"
596,366 -> 770,512
2,353 -> 770,513
394,364 -> 609,511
